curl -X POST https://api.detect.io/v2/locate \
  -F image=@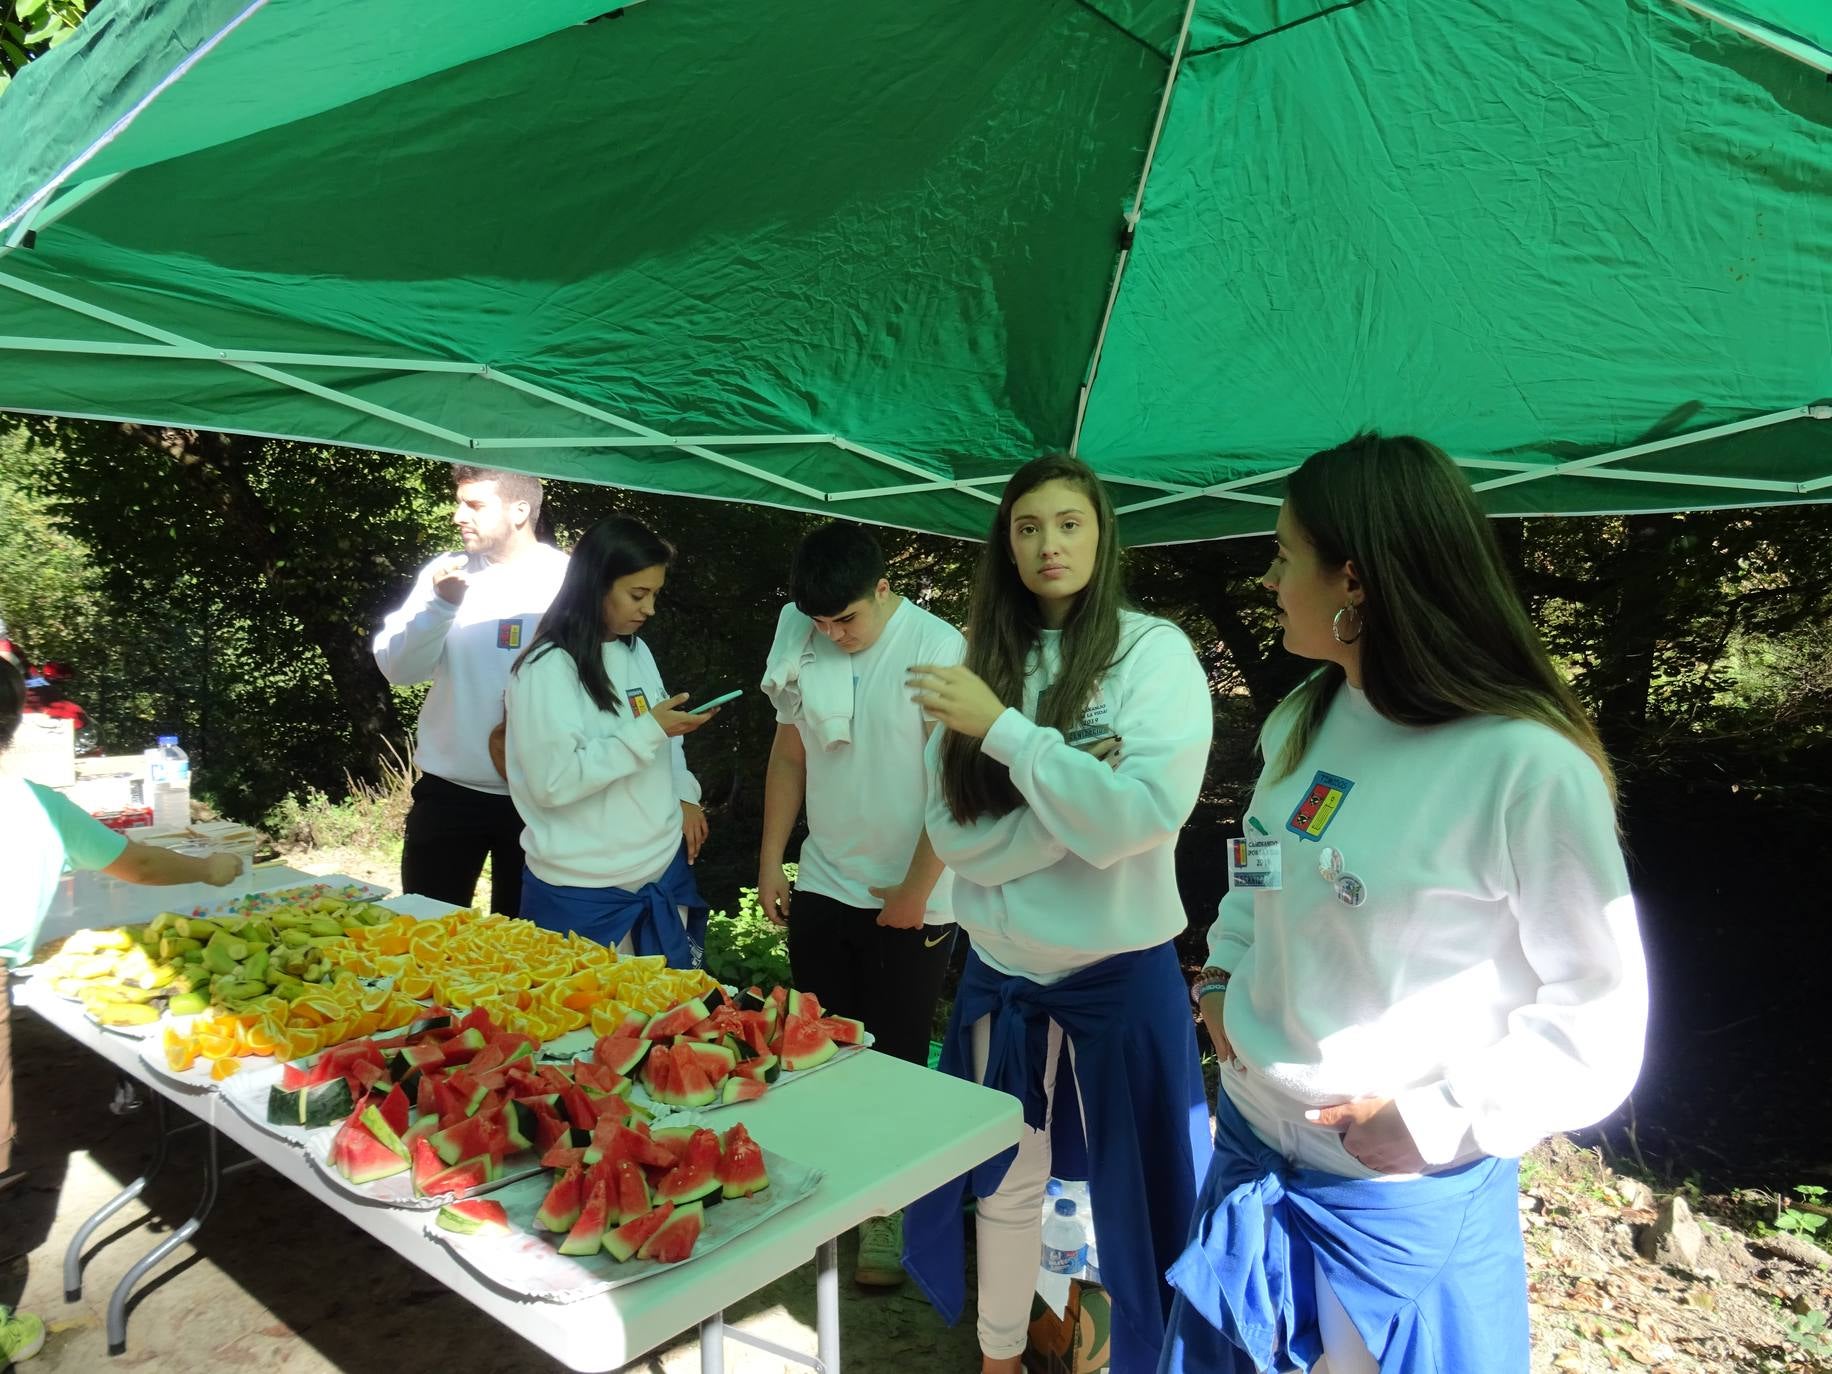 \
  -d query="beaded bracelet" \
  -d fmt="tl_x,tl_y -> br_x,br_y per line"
1189,966 -> 1231,1004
